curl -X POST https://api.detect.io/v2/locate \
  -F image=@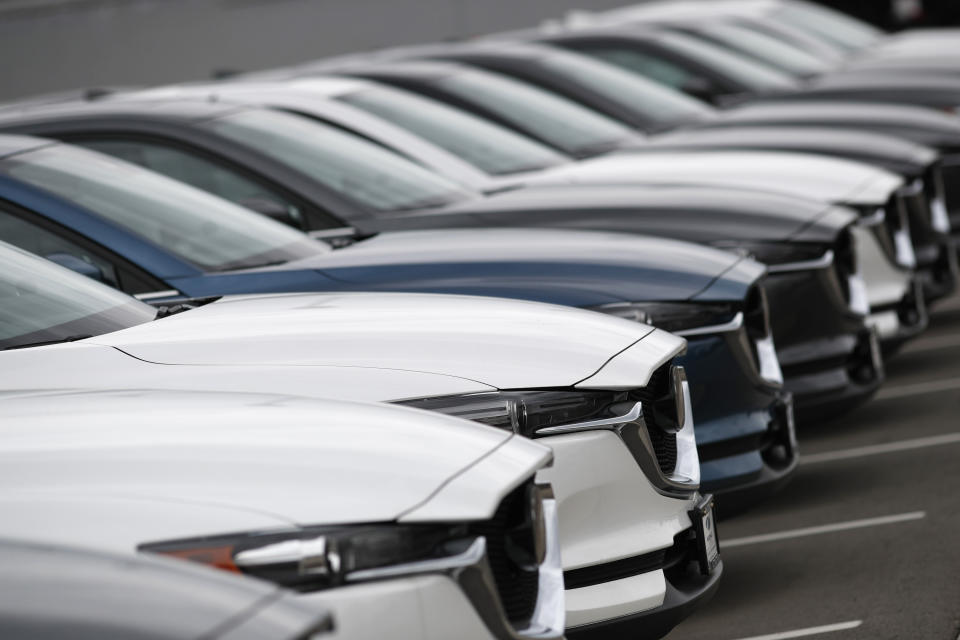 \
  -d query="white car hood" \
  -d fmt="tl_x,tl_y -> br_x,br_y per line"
84,291 -> 680,391
0,389 -> 551,553
532,149 -> 905,206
